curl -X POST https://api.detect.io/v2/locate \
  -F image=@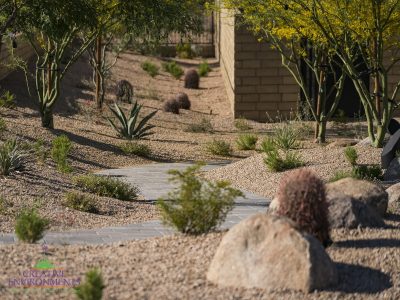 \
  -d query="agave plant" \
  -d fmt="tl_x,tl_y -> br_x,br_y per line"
107,102 -> 157,140
0,139 -> 27,176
